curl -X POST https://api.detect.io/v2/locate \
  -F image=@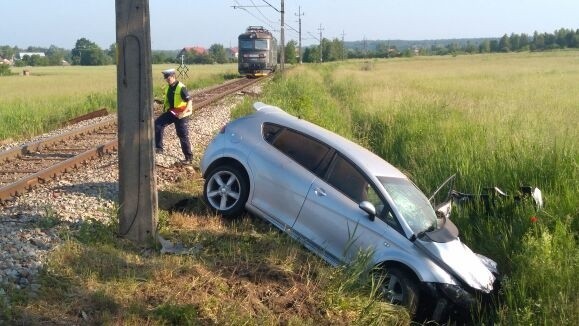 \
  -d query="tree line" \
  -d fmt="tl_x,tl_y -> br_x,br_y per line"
301,28 -> 579,62
0,38 -> 234,67
1,28 -> 578,69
